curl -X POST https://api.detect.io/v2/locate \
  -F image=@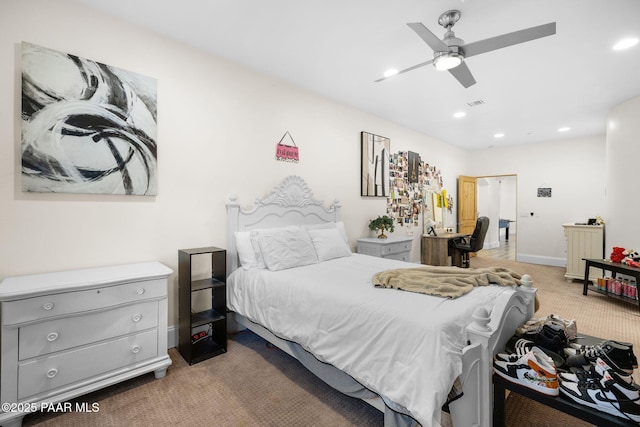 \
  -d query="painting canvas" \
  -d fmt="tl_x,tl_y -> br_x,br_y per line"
361,132 -> 390,197
21,42 -> 158,195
